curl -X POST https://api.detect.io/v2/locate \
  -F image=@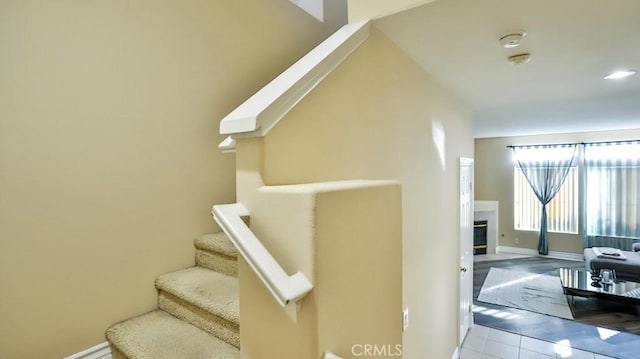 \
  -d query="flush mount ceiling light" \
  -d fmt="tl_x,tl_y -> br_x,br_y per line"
499,31 -> 527,48
604,70 -> 636,80
508,53 -> 531,65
